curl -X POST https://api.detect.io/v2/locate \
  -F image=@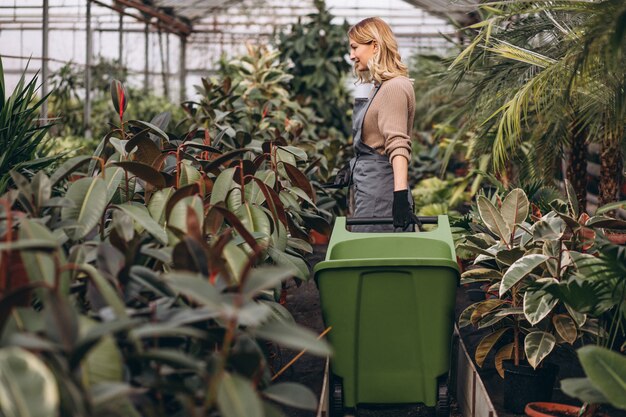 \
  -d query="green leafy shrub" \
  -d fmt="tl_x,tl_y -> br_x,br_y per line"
0,58 -> 58,193
0,73 -> 331,416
